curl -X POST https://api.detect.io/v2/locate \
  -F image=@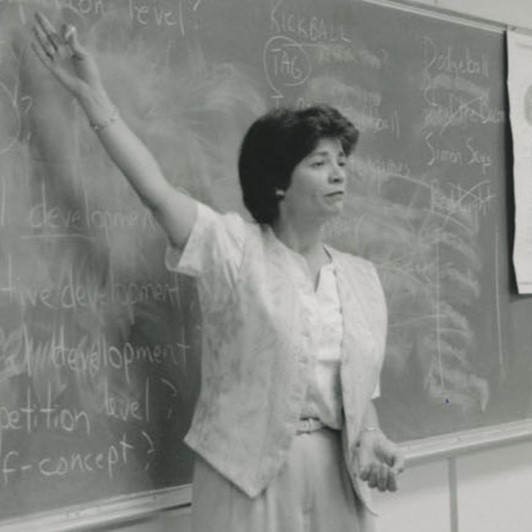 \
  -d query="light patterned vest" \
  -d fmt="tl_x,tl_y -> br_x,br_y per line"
165,204 -> 387,511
